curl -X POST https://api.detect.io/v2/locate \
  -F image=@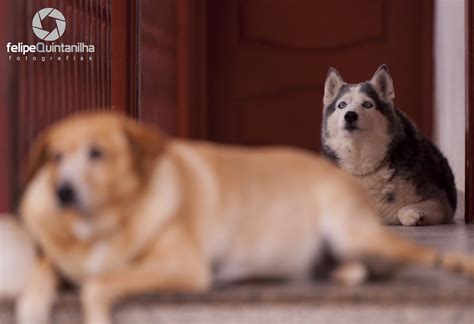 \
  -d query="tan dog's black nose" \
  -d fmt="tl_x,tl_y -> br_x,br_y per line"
57,182 -> 76,207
